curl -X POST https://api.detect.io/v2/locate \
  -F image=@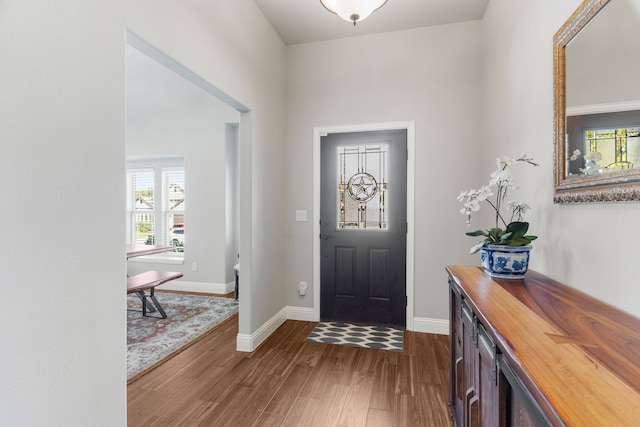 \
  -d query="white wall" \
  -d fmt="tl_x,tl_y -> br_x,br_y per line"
127,0 -> 288,335
225,123 -> 240,283
482,0 -> 640,318
0,0 -> 287,422
0,1 -> 126,426
284,22 -> 484,321
126,104 -> 240,289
